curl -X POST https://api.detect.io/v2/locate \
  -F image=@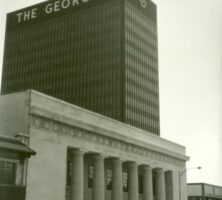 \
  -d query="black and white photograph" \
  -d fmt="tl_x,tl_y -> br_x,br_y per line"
0,0 -> 221,200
